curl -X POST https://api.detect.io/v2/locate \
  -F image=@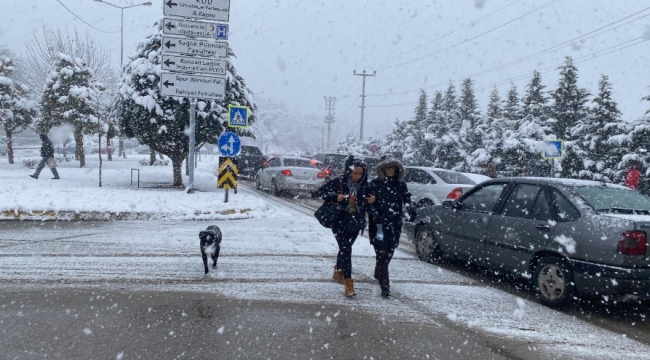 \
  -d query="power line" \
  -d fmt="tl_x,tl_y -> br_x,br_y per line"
55,0 -> 119,34
368,0 -> 522,70
375,0 -> 559,72
367,5 -> 650,99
